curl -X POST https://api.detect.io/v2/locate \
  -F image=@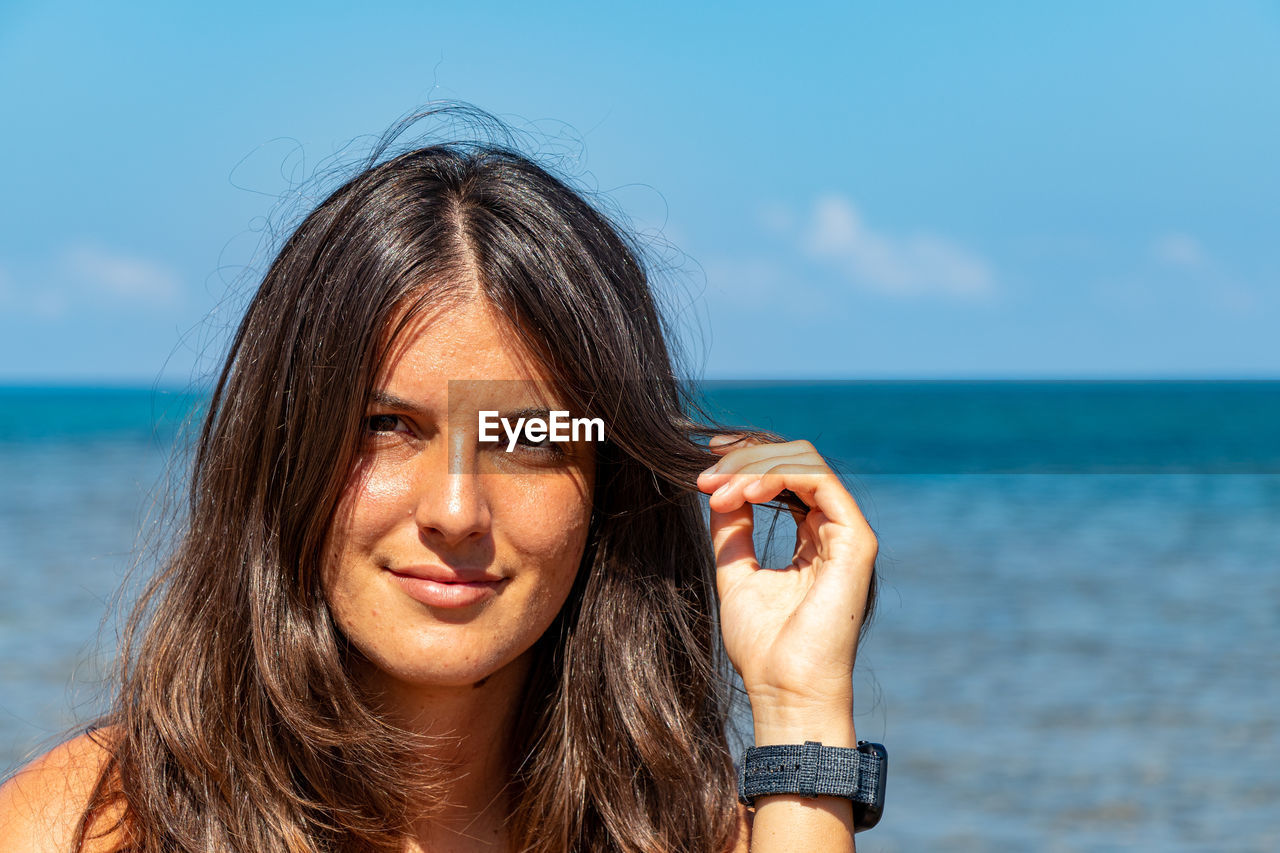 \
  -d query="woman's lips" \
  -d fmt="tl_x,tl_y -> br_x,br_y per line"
386,566 -> 504,609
